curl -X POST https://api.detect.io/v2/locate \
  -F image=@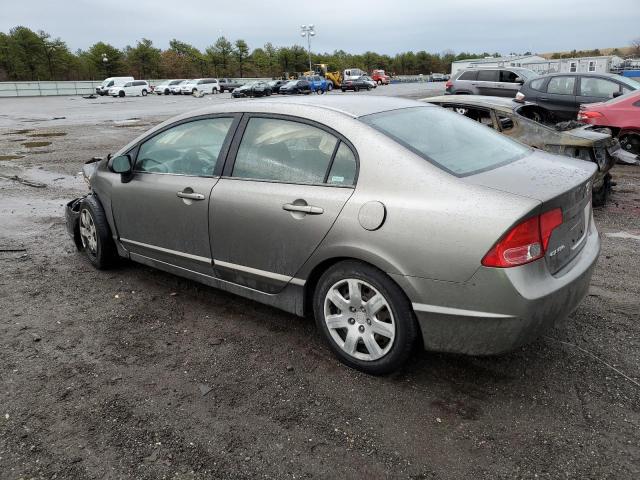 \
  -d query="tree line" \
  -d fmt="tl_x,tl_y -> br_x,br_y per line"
0,26 -> 499,81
